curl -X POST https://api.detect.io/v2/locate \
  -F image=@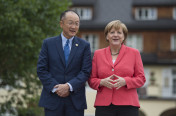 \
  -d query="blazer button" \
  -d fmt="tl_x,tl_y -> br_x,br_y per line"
112,69 -> 114,71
